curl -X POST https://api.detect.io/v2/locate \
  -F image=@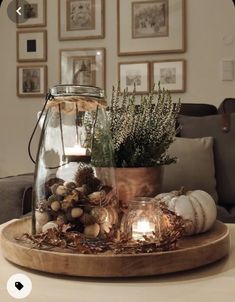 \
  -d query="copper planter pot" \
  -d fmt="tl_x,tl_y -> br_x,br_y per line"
96,167 -> 163,207
115,167 -> 163,206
